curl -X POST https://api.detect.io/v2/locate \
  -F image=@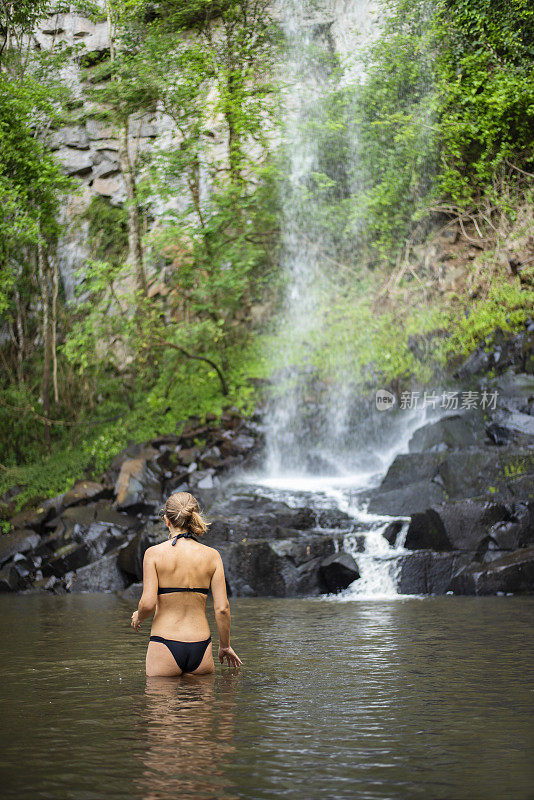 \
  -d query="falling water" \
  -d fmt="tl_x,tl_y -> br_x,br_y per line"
264,0 -> 388,476
255,1 -> 437,597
